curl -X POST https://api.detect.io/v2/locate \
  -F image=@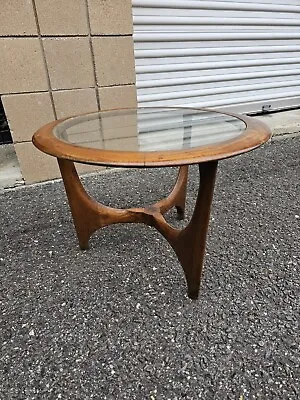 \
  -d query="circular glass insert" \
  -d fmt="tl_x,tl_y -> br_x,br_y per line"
53,108 -> 246,152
